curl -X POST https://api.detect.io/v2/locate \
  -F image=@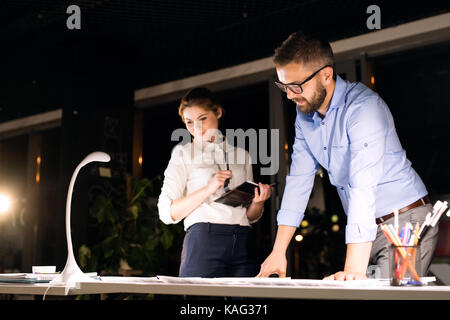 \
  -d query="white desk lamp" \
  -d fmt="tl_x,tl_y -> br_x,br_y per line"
51,151 -> 111,287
